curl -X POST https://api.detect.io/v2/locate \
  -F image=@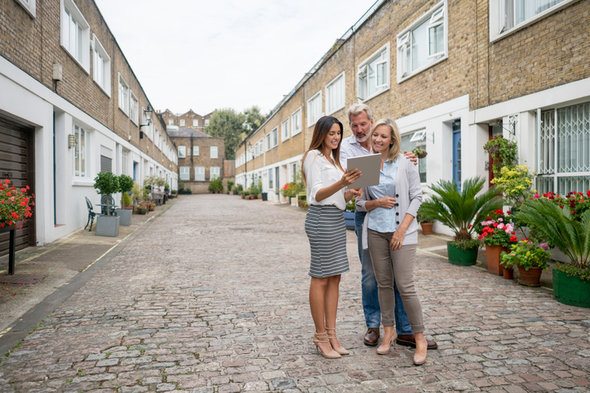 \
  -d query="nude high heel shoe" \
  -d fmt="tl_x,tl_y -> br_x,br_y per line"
325,327 -> 350,355
313,332 -> 341,359
376,329 -> 396,355
413,337 -> 428,366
